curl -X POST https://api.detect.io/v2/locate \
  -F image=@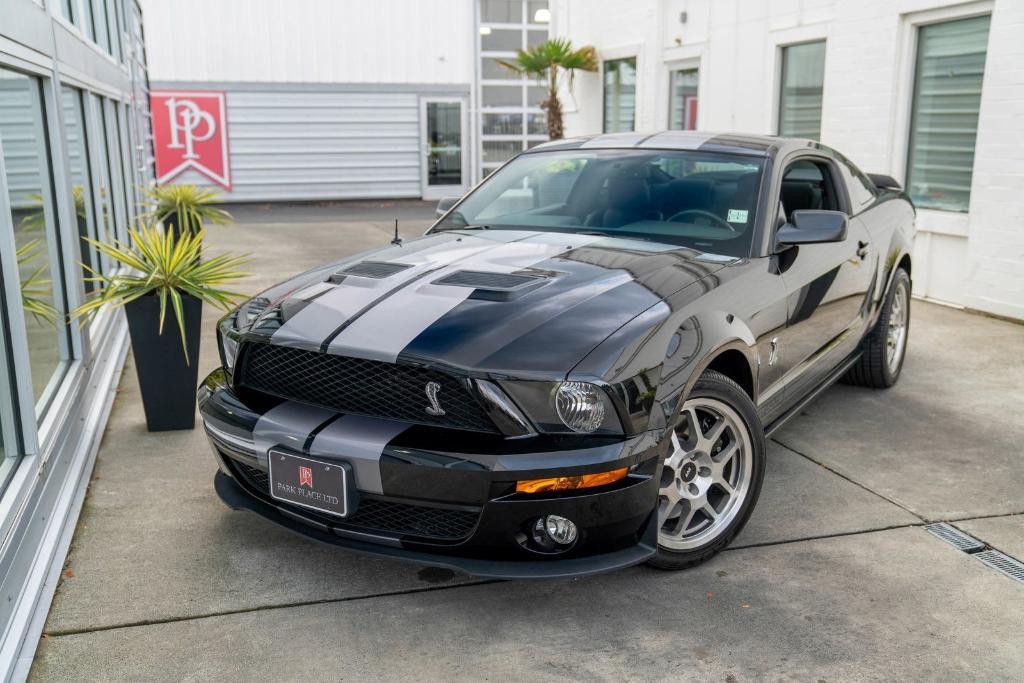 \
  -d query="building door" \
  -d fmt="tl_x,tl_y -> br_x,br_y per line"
420,98 -> 468,200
